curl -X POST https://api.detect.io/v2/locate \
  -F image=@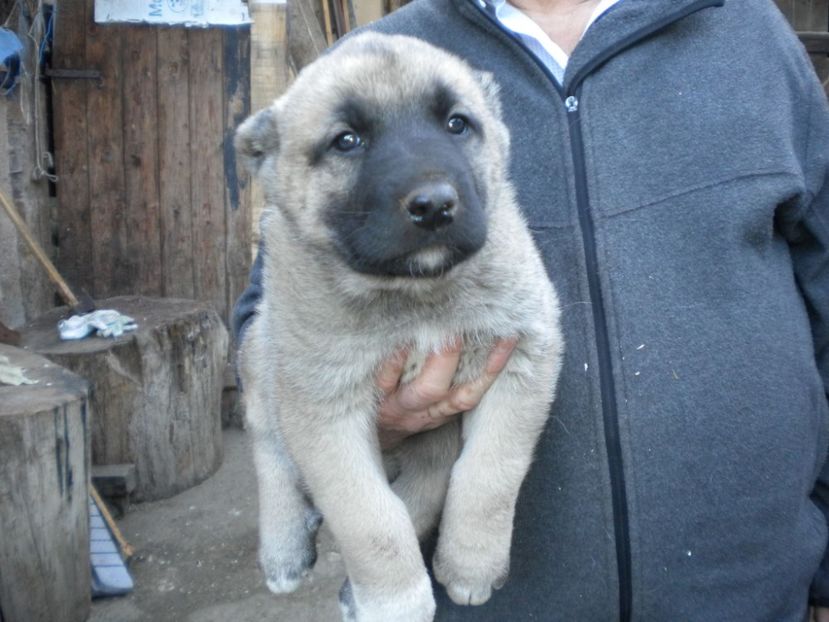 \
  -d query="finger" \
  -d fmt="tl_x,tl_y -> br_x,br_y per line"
444,338 -> 517,413
376,347 -> 409,395
815,607 -> 829,622
397,338 -> 463,410
485,337 -> 518,375
426,399 -> 465,420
